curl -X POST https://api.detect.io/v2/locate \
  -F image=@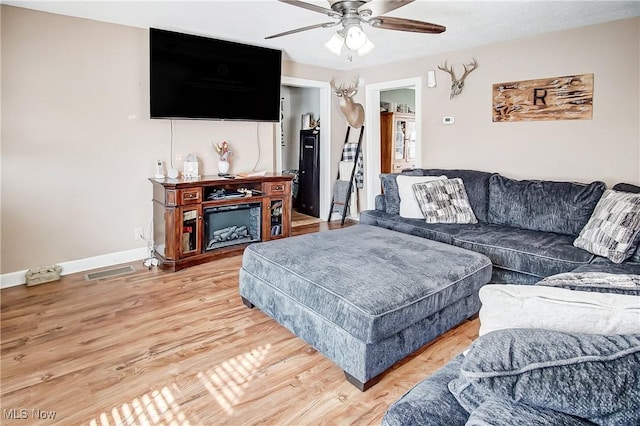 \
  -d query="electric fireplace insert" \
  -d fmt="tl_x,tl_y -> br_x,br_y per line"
203,202 -> 262,251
